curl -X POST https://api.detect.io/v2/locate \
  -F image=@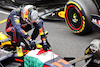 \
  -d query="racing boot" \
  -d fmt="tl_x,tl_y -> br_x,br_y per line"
16,46 -> 23,57
36,43 -> 42,49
